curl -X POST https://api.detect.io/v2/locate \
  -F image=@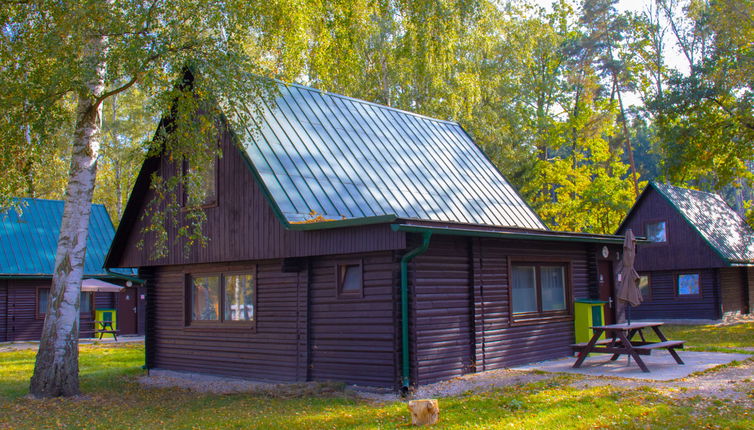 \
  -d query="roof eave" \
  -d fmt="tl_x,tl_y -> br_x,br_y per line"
391,223 -> 628,244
